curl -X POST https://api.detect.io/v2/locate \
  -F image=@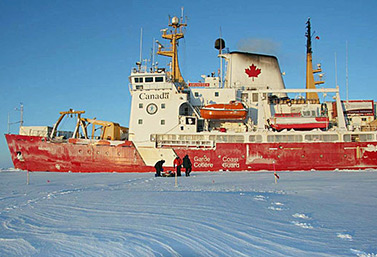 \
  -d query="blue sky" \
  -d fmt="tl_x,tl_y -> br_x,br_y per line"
1,0 -> 377,168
